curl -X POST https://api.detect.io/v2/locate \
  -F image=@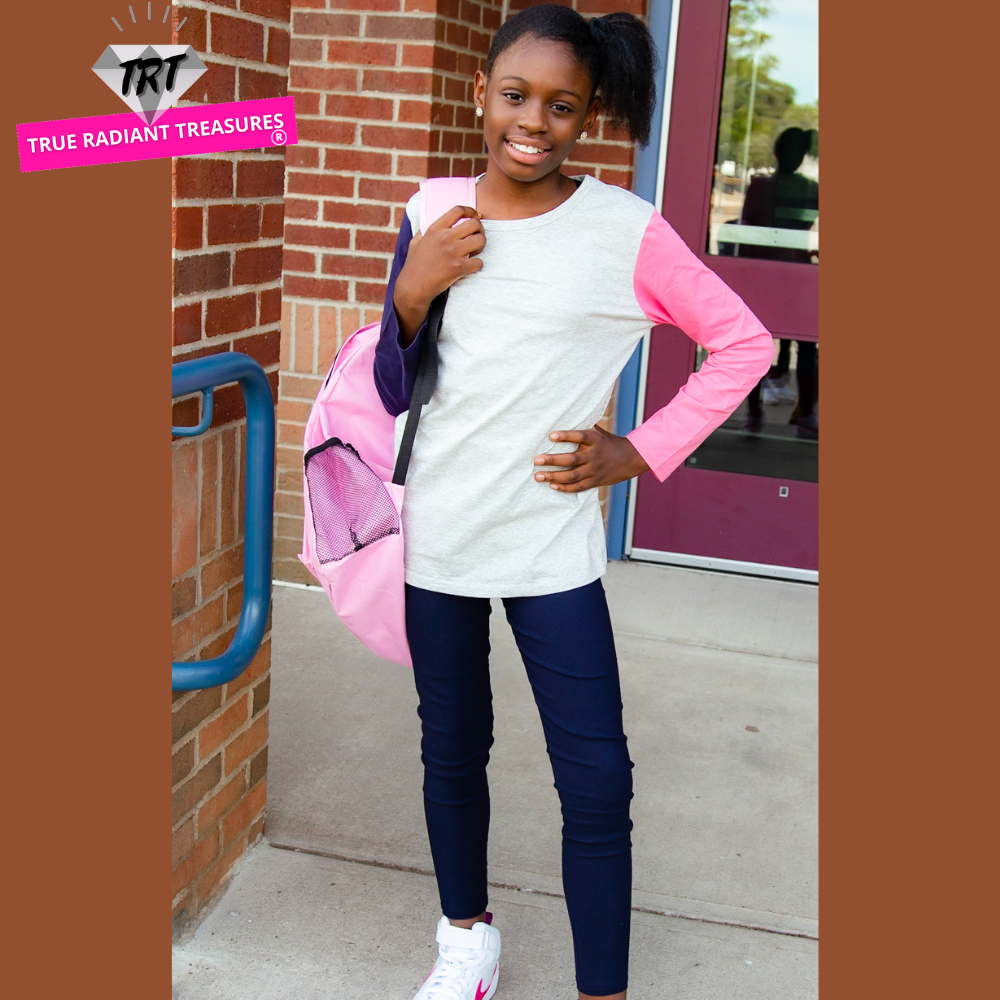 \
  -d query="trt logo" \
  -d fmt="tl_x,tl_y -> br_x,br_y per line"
92,45 -> 207,125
